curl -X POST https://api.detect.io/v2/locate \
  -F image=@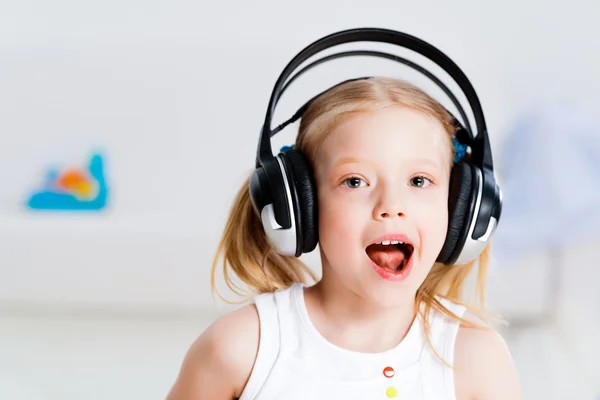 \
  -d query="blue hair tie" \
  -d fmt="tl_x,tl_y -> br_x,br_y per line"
452,137 -> 467,163
280,144 -> 295,153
